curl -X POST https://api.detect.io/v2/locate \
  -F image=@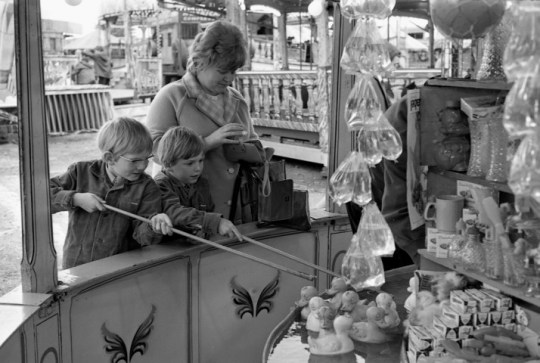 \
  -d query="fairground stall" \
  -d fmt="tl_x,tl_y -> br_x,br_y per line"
1,0 -> 540,363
